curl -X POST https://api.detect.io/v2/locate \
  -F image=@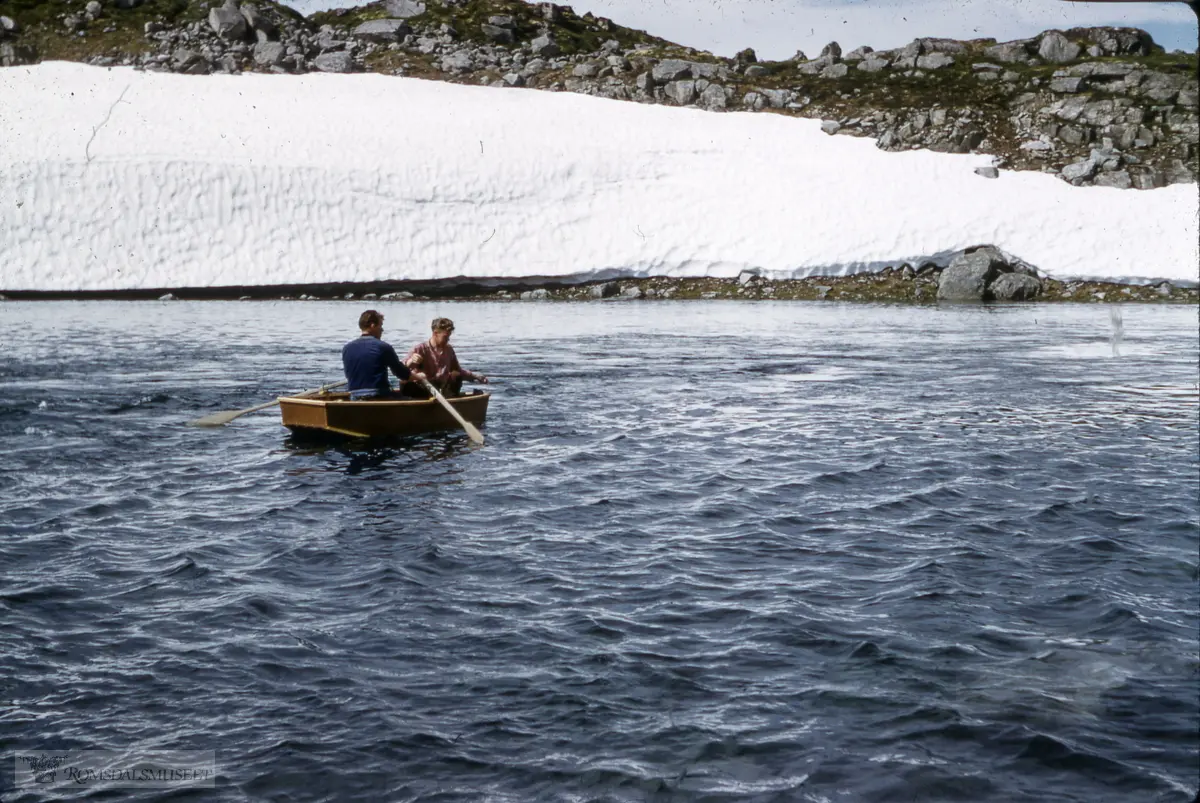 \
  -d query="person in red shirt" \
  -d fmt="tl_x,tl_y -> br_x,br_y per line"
402,317 -> 488,398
